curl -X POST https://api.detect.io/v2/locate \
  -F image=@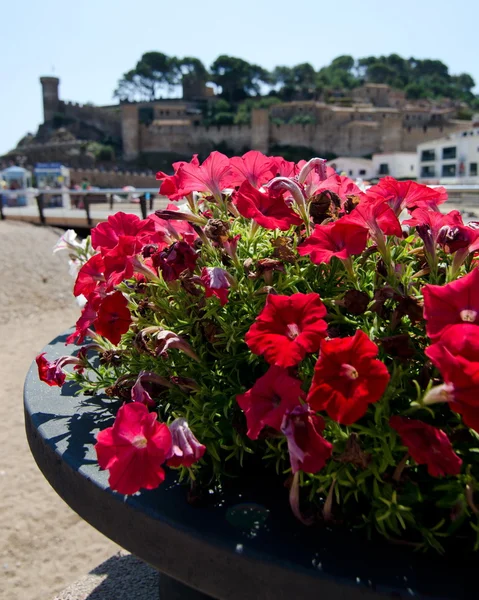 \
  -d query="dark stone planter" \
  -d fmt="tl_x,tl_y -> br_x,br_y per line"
25,331 -> 476,600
